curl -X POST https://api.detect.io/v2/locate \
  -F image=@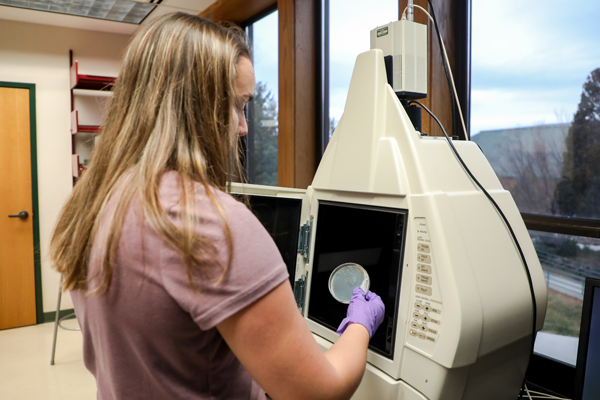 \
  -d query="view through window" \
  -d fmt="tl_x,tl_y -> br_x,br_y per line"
328,0 -> 398,142
471,0 -> 600,365
245,10 -> 278,186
